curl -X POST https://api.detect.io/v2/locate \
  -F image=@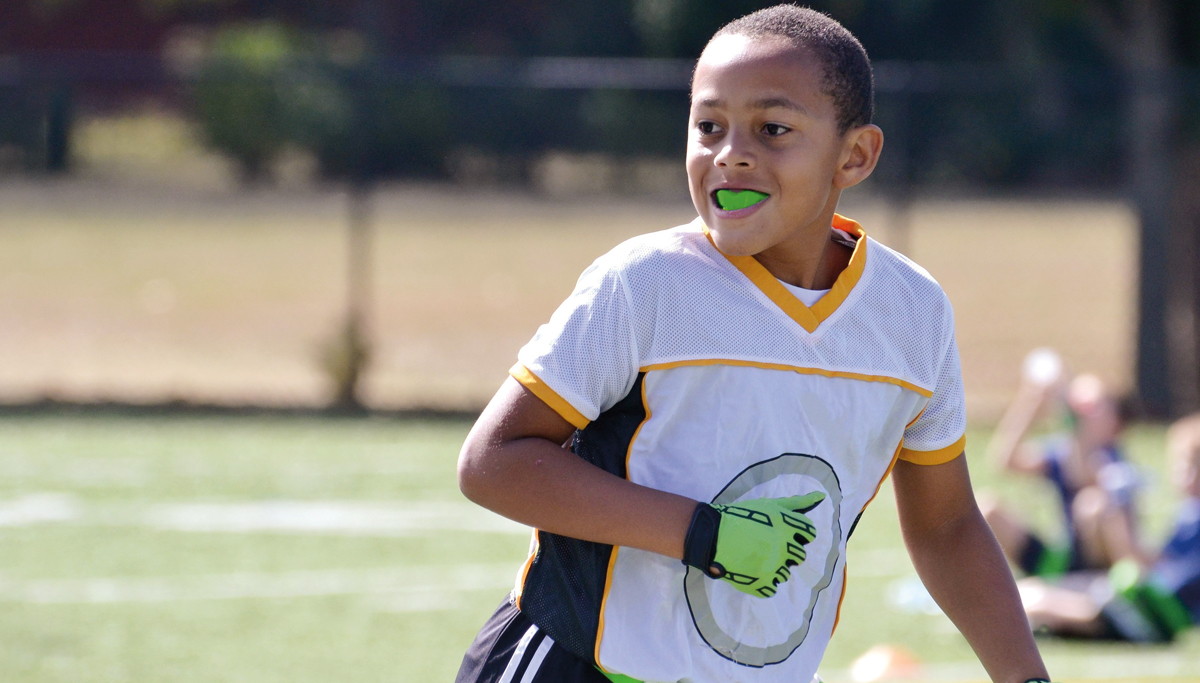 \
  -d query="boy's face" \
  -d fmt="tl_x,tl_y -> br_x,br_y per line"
687,35 -> 855,257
